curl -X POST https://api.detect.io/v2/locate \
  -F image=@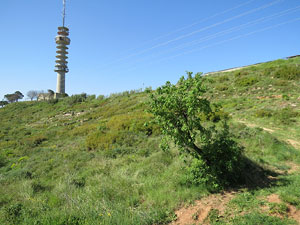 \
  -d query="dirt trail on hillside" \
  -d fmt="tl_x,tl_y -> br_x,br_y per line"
237,120 -> 300,150
287,139 -> 300,149
170,191 -> 236,225
237,120 -> 275,133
